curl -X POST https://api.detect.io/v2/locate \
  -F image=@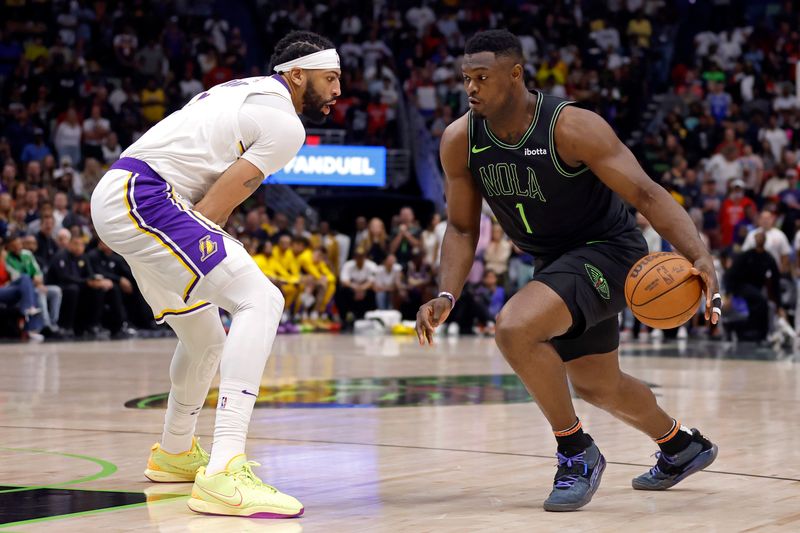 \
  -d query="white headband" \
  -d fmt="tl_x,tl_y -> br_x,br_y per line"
273,49 -> 340,73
